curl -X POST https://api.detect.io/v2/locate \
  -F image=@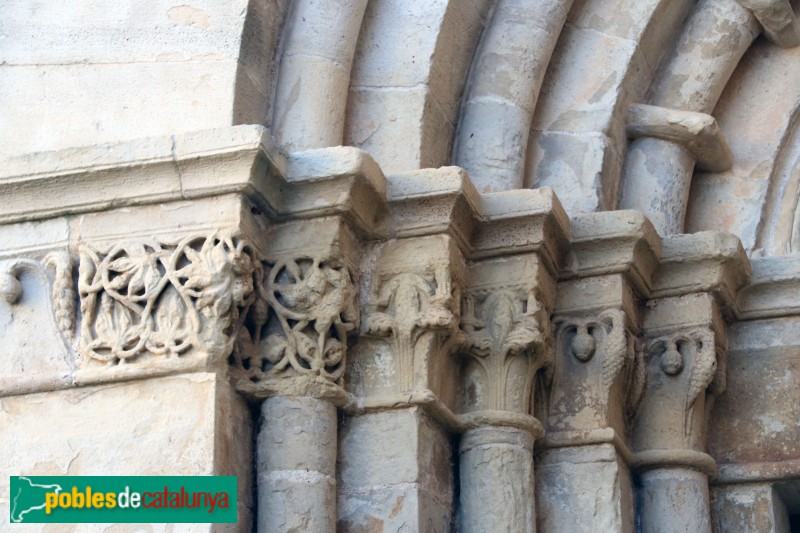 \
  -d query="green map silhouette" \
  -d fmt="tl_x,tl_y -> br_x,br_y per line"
10,476 -> 62,523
